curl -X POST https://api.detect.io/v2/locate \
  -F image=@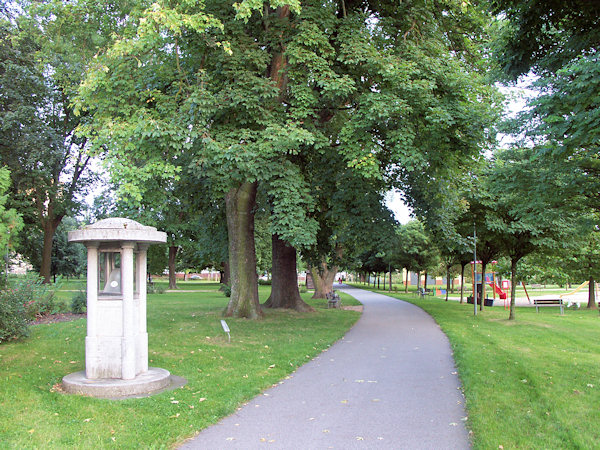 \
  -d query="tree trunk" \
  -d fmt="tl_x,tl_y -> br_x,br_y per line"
587,276 -> 597,309
40,217 -> 61,283
424,271 -> 428,292
509,258 -> 517,320
168,245 -> 178,289
416,271 -> 421,293
310,260 -> 337,299
460,263 -> 466,304
220,261 -> 230,285
224,182 -> 263,319
405,269 -> 409,293
446,266 -> 451,301
264,234 -> 313,312
480,262 -> 487,311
